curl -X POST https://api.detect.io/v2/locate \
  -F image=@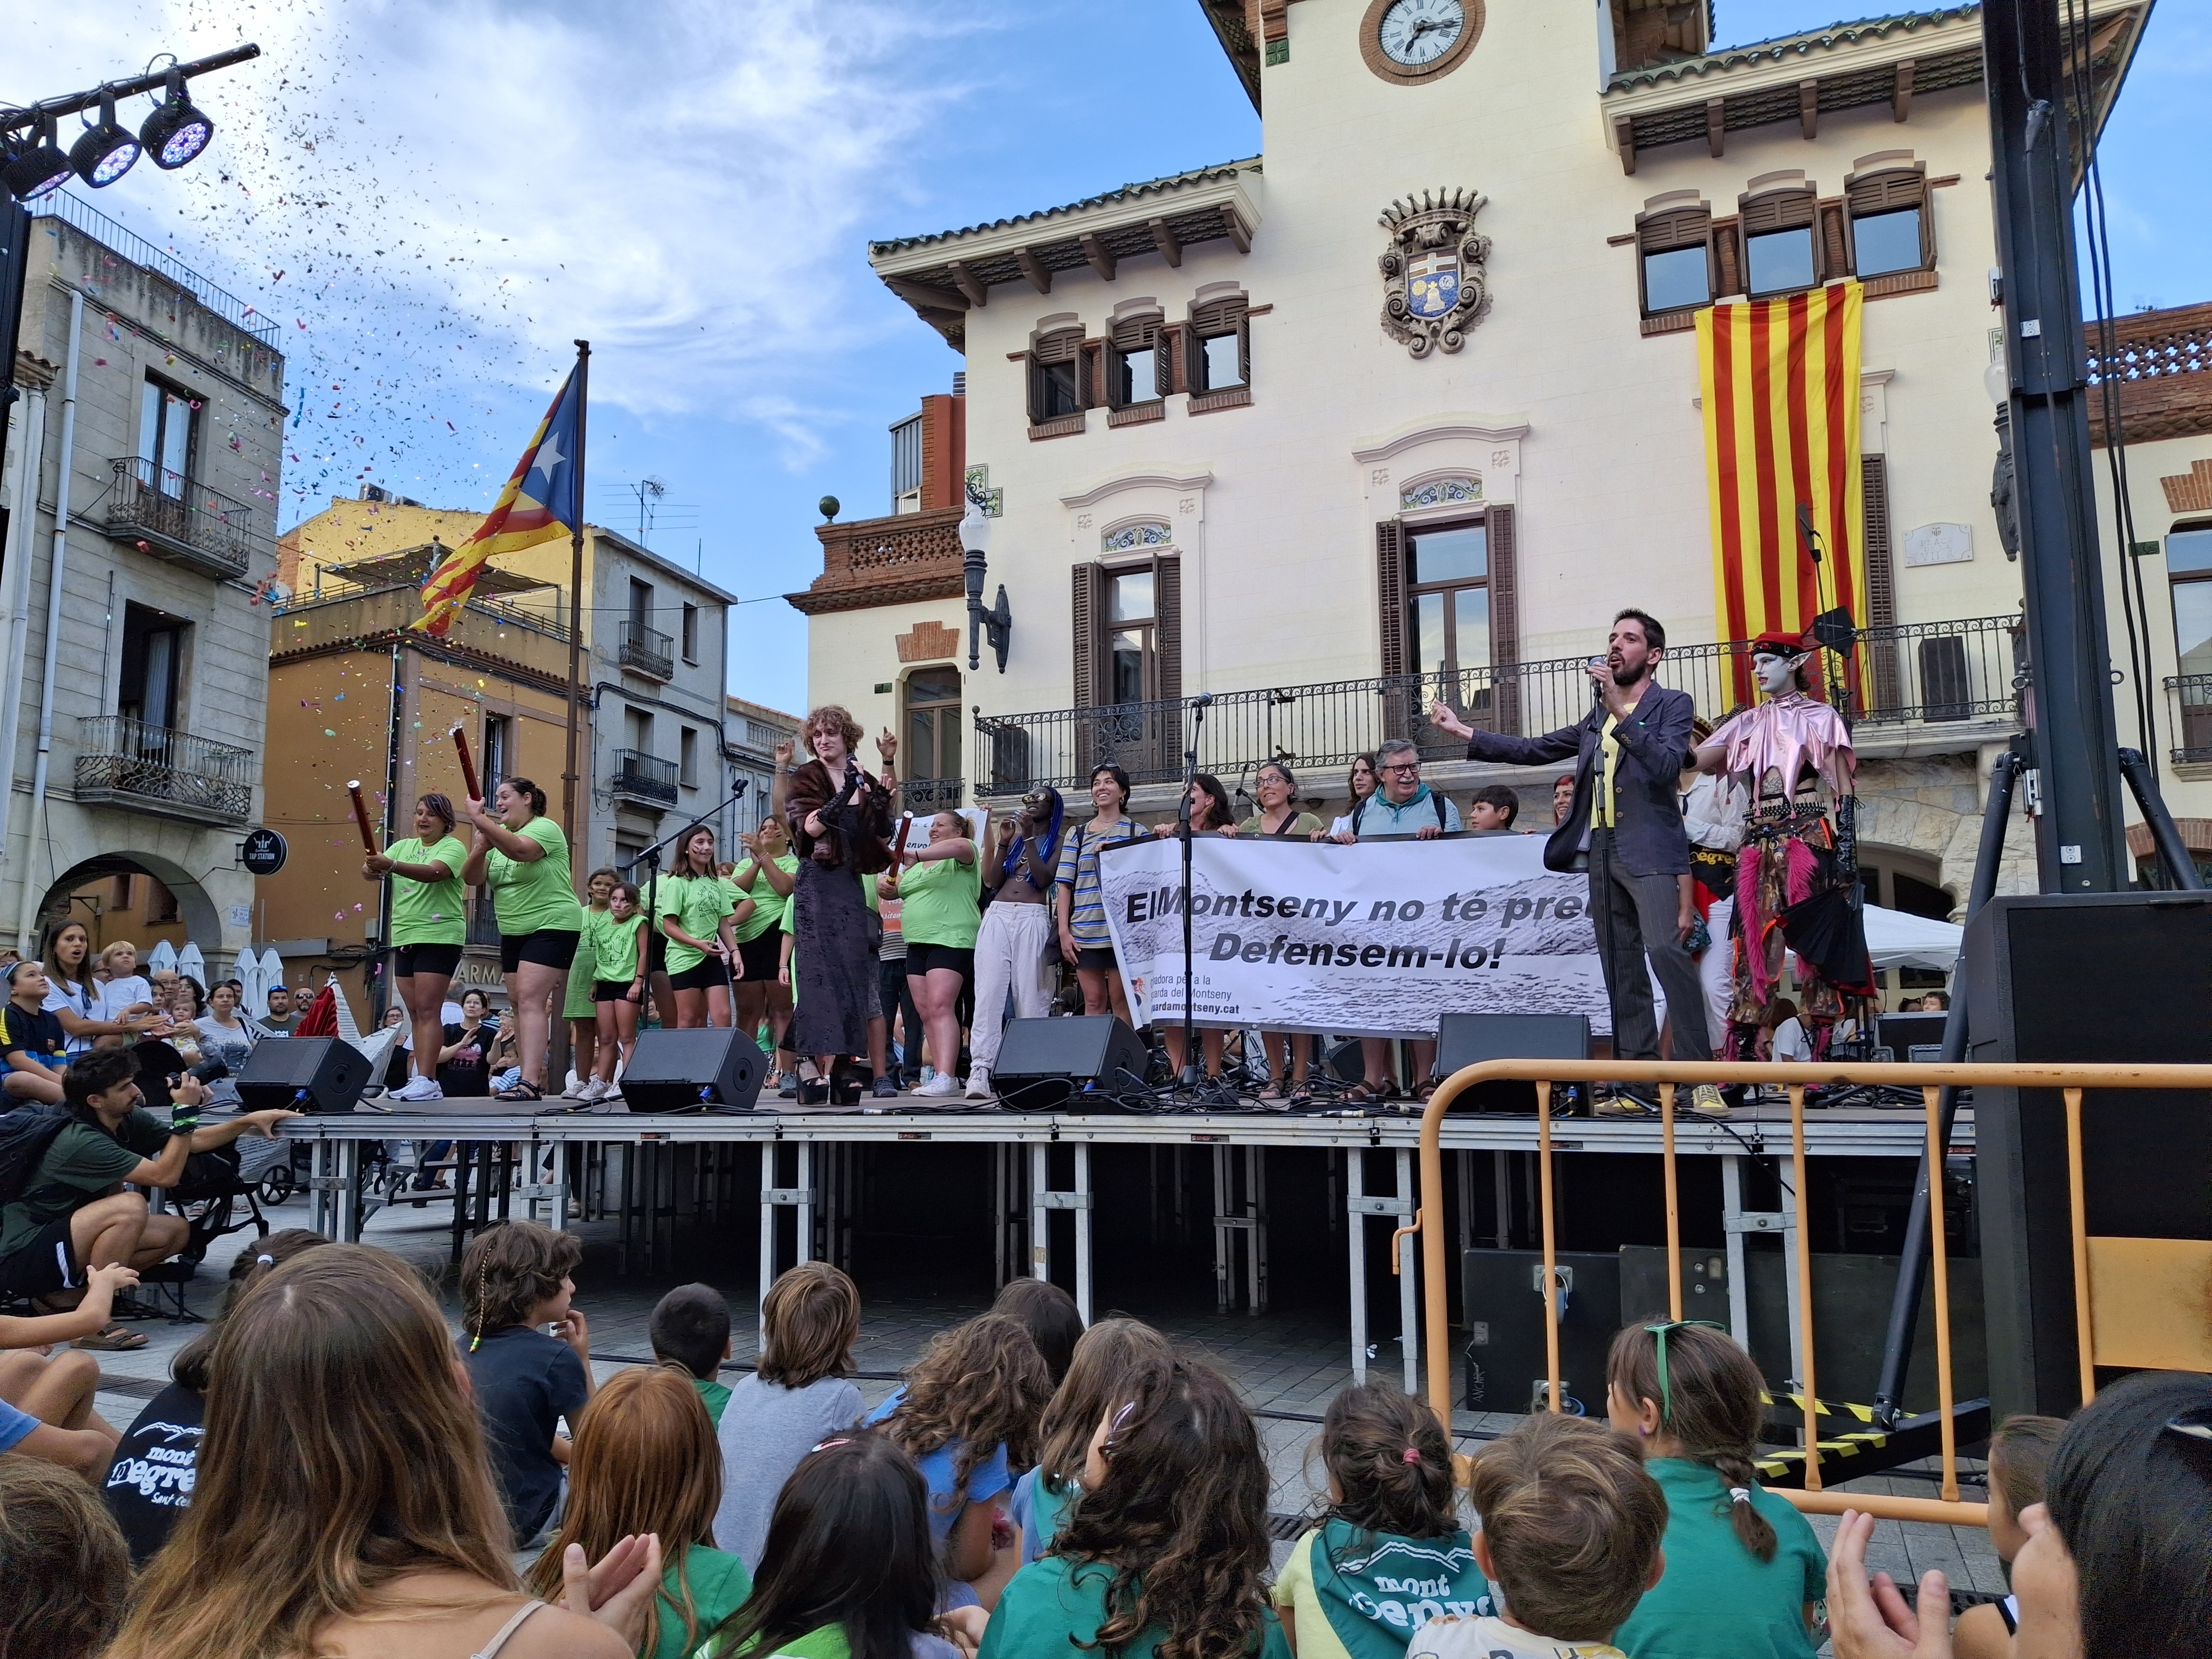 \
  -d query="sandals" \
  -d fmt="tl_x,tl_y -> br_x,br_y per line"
494,1080 -> 545,1102
1288,1083 -> 1314,1107
1345,1079 -> 1401,1103
75,1323 -> 150,1352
